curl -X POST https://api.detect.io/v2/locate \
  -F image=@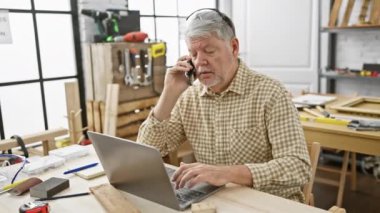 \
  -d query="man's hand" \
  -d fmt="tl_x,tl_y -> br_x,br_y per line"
172,162 -> 230,189
152,56 -> 194,121
172,162 -> 254,189
164,55 -> 194,94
